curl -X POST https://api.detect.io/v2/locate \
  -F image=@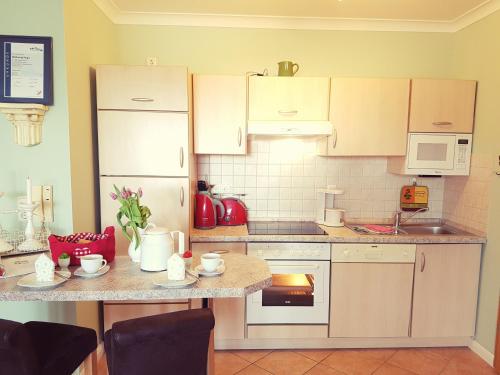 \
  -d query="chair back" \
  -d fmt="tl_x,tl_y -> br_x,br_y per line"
0,319 -> 39,375
105,308 -> 215,375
